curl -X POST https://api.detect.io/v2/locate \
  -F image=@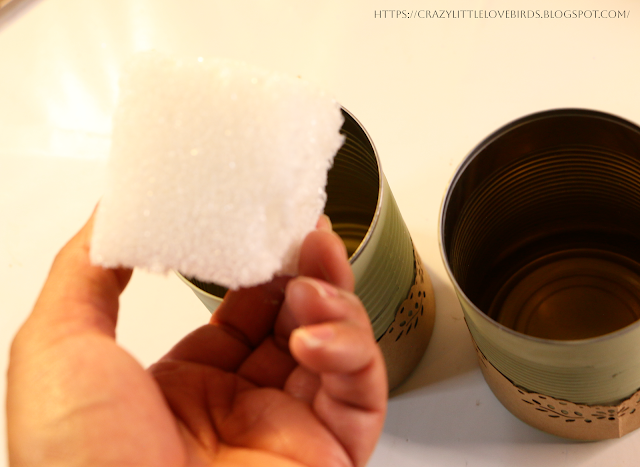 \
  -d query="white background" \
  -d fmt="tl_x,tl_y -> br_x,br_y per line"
1,1 -> 640,465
